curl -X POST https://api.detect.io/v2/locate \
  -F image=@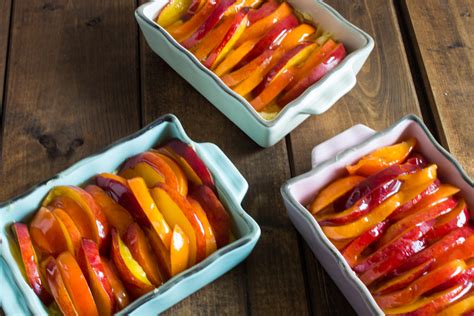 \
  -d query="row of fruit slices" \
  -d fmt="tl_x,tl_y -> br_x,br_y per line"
11,139 -> 233,315
156,0 -> 347,119
309,138 -> 474,315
